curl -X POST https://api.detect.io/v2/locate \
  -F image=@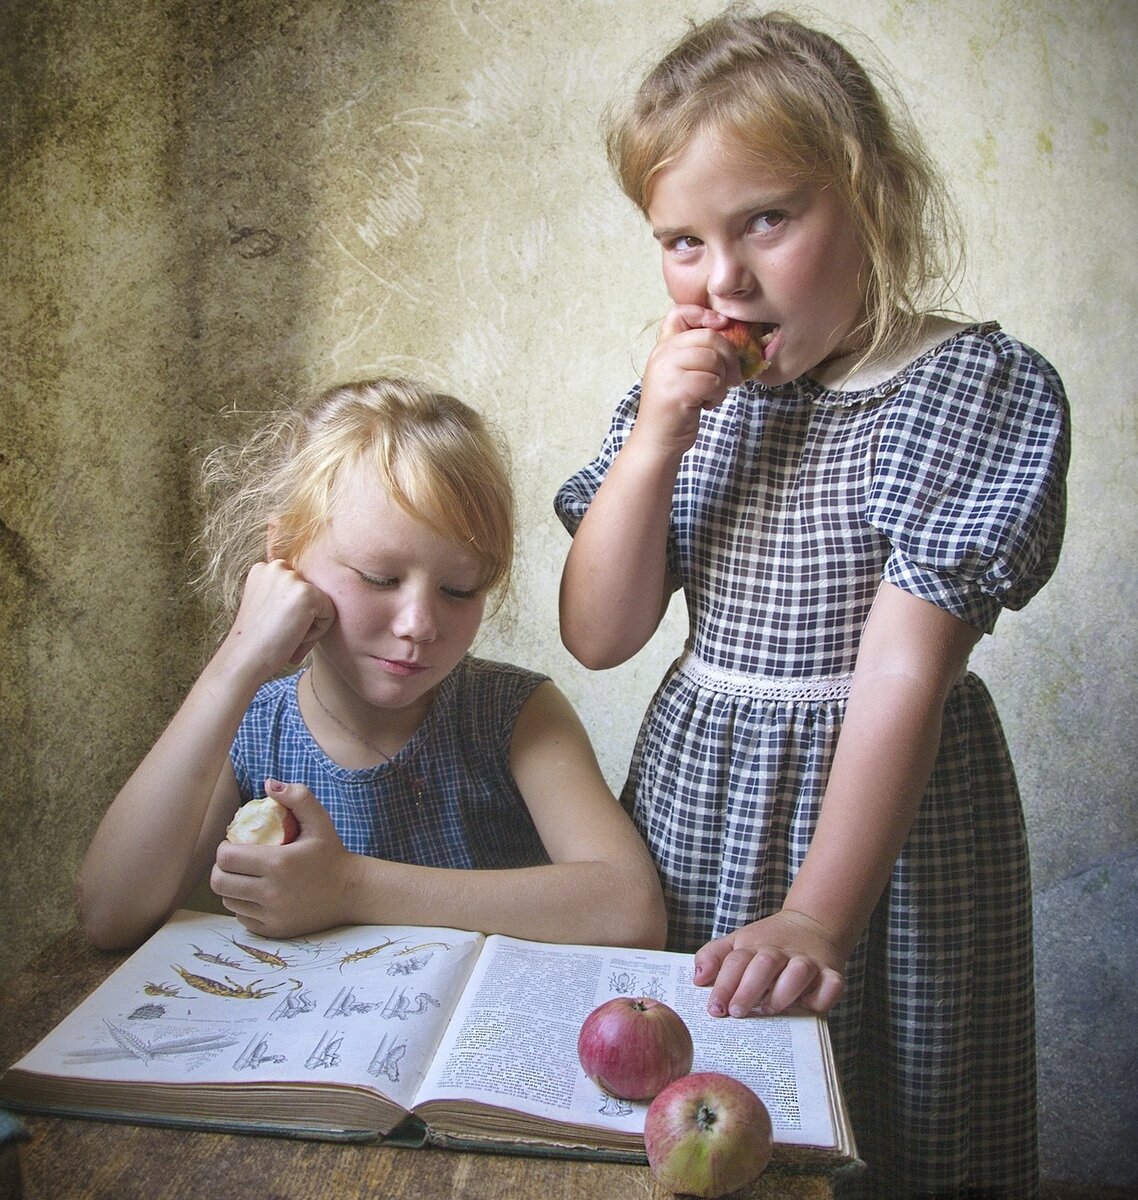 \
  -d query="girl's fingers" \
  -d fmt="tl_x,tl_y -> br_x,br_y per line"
660,303 -> 718,336
799,966 -> 845,1014
707,948 -> 786,1018
763,955 -> 824,1014
692,937 -> 732,984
